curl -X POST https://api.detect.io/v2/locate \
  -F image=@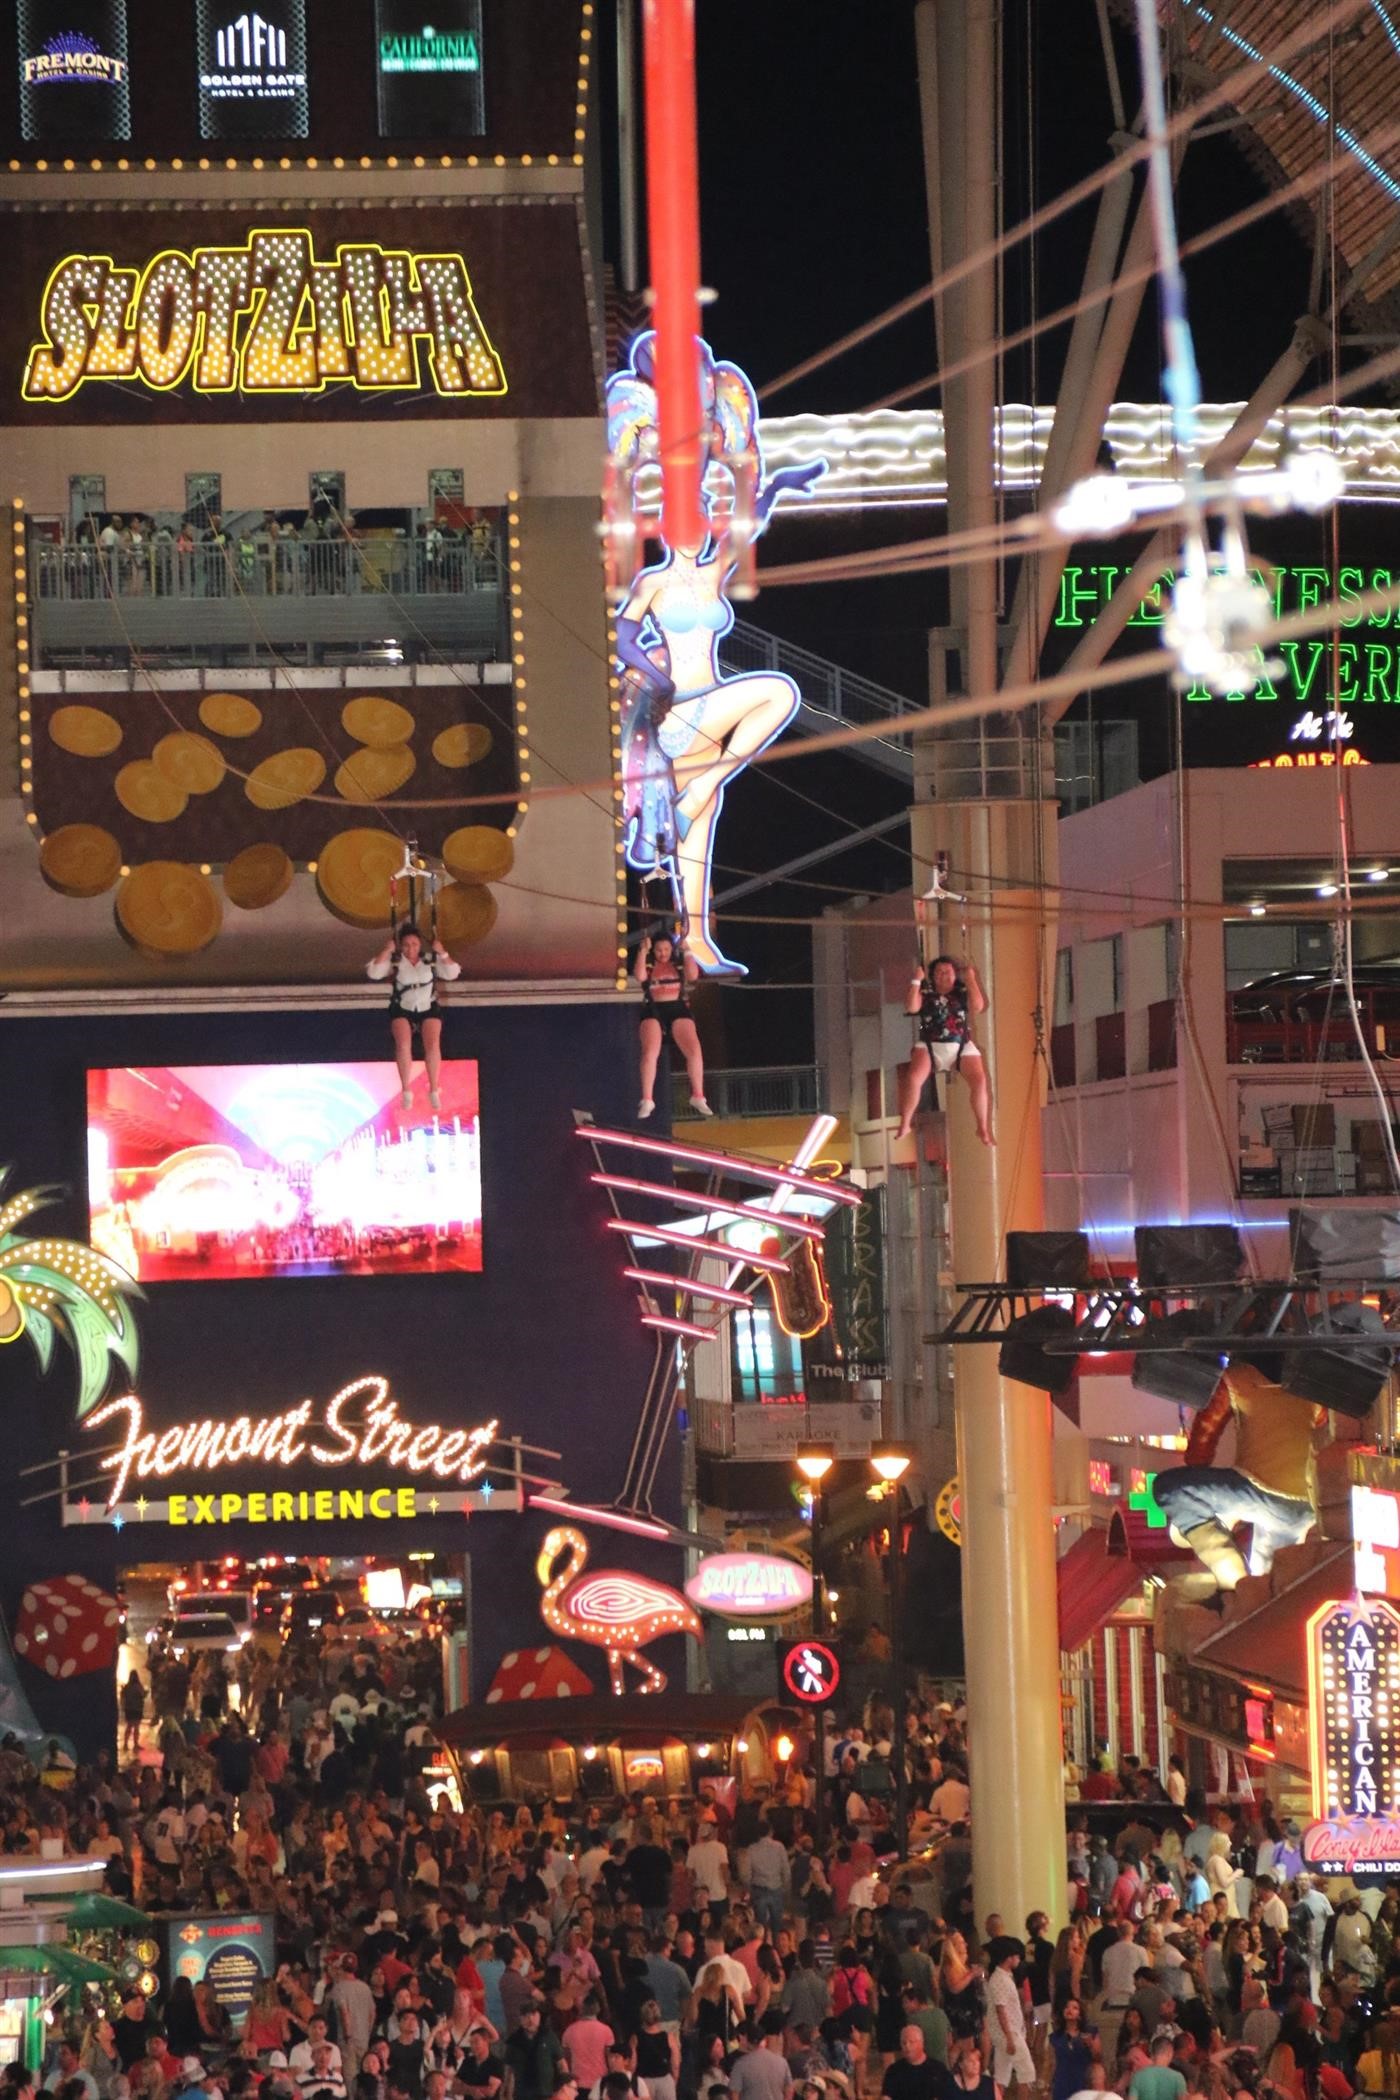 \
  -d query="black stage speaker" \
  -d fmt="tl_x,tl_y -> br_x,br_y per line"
1290,1209 -> 1400,1280
1006,1230 -> 1090,1290
1131,1308 -> 1228,1408
1135,1224 -> 1245,1287
999,1306 -> 1079,1394
1285,1303 -> 1394,1419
